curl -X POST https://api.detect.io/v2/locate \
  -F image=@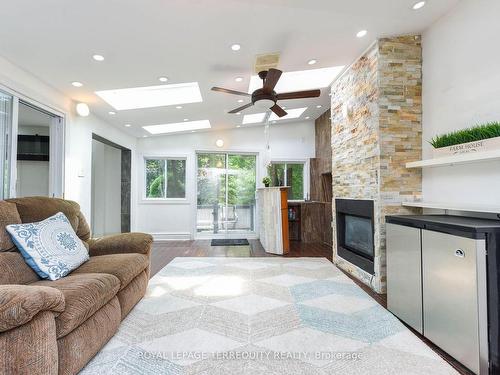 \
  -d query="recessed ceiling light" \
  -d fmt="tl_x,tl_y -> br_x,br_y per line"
176,105 -> 183,109
235,77 -> 243,82
143,120 -> 211,134
269,107 -> 307,121
92,54 -> 105,61
183,118 -> 189,121
231,44 -> 241,51
248,66 -> 344,93
124,124 -> 131,127
191,130 -> 196,133
236,125 -> 241,128
308,59 -> 317,65
242,113 -> 267,125
316,105 -> 322,108
108,111 -> 116,115
237,99 -> 244,103
305,116 -> 310,119
412,1 -> 426,10
356,30 -> 368,38
272,121 -> 277,124
71,81 -> 83,87
95,82 -> 202,110
236,112 -> 241,115
282,106 -> 286,110
159,77 -> 168,82
143,135 -> 148,138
